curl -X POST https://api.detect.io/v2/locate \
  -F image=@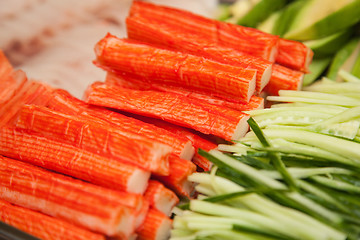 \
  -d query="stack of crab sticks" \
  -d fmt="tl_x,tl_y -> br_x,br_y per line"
0,1 -> 313,240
